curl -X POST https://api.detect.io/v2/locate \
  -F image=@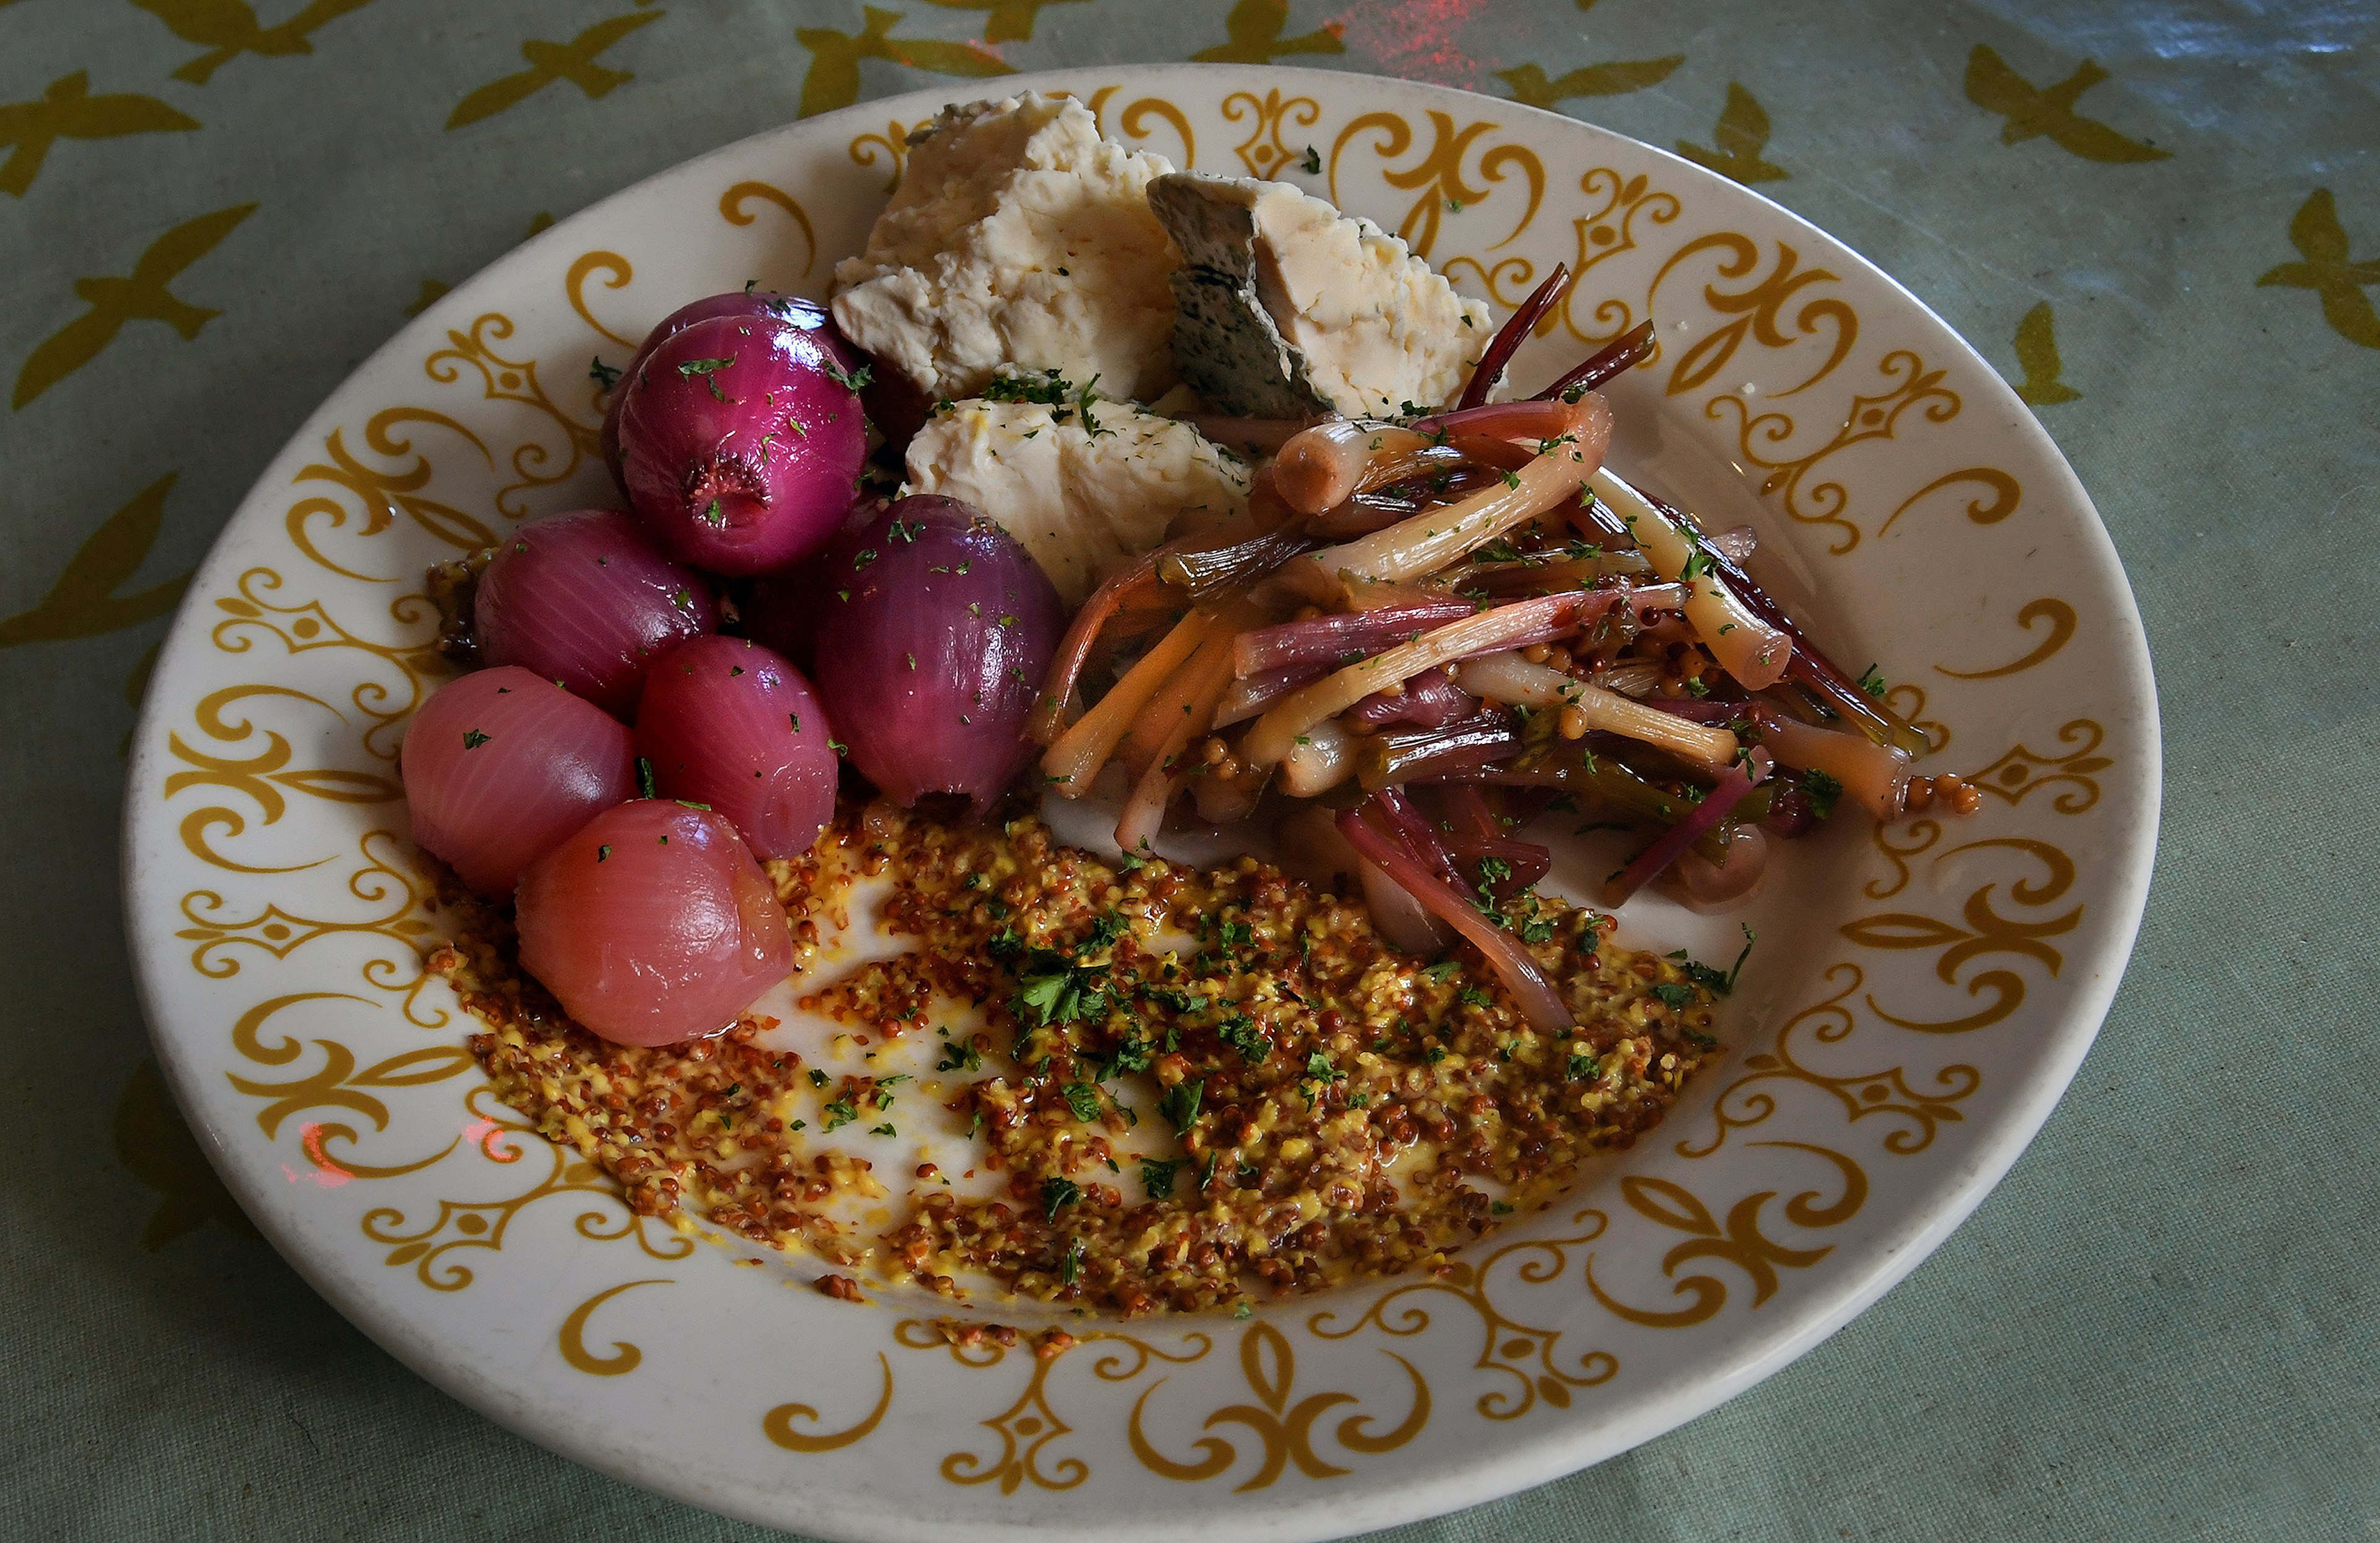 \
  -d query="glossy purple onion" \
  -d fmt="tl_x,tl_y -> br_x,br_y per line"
634,635 -> 839,860
474,508 -> 714,717
808,495 -> 1063,815
516,800 -> 792,1047
401,665 -> 635,896
615,312 -> 870,575
601,290 -> 847,489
